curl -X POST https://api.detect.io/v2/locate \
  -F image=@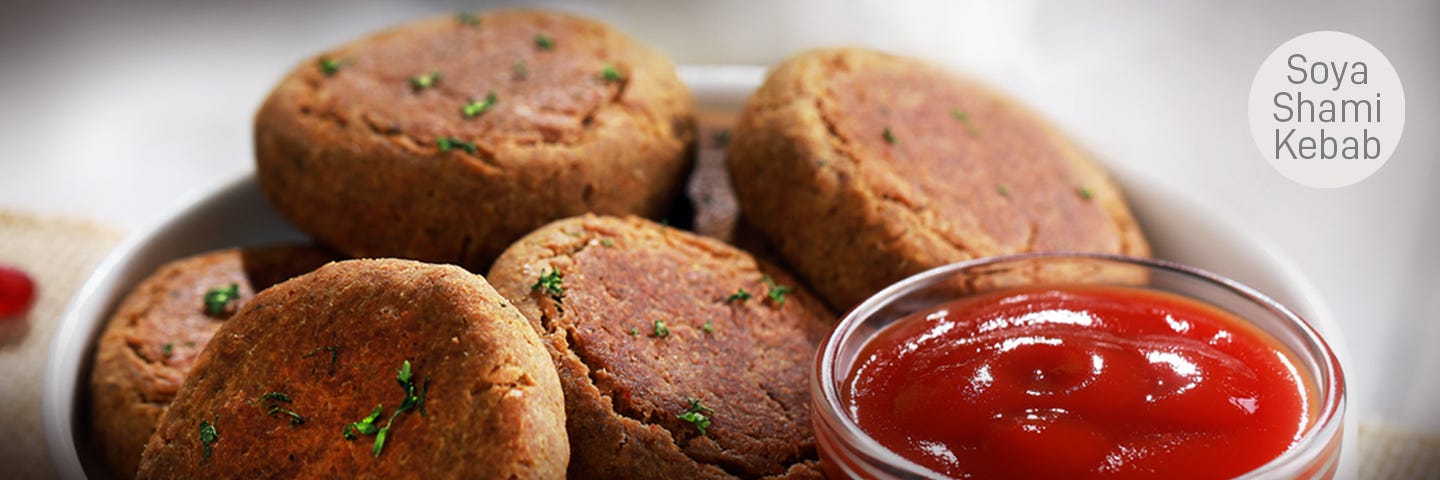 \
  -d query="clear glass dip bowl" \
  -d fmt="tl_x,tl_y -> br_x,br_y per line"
812,253 -> 1346,479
